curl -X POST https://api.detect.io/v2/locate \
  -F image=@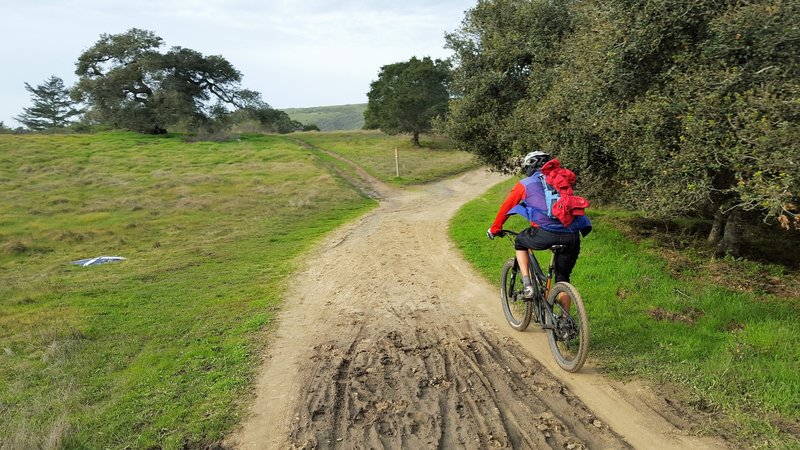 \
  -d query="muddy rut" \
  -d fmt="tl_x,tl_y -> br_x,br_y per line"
229,169 -> 729,450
